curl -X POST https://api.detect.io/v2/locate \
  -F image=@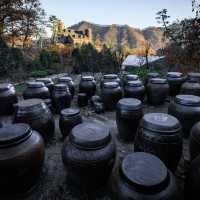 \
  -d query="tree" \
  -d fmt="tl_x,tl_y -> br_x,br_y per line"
48,15 -> 60,44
